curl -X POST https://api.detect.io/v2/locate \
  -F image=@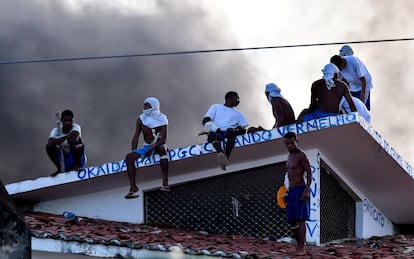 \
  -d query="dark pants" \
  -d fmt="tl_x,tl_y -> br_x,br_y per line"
207,127 -> 246,158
